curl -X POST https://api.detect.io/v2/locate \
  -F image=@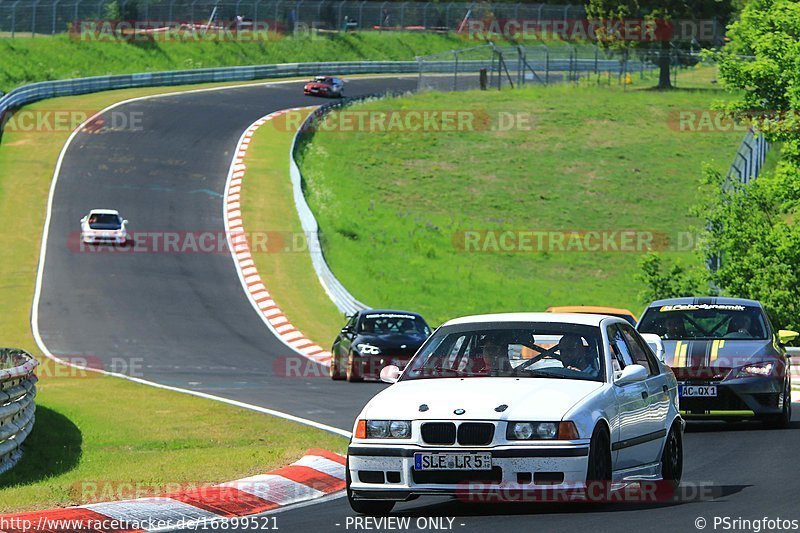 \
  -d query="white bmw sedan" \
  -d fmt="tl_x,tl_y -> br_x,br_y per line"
80,209 -> 128,245
346,313 -> 683,514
